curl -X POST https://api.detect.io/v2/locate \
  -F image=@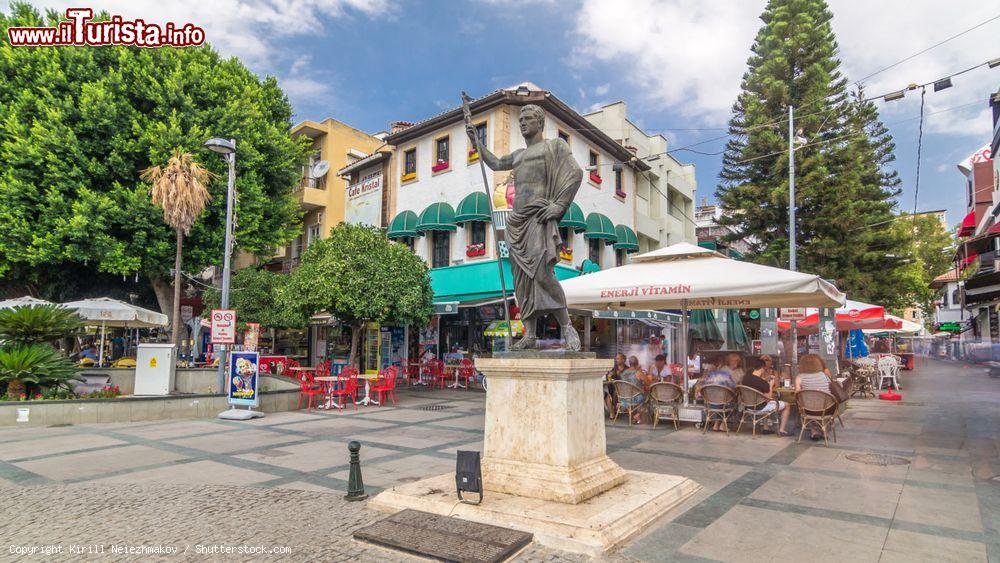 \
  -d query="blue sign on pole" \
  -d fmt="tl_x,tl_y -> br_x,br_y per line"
228,351 -> 260,407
